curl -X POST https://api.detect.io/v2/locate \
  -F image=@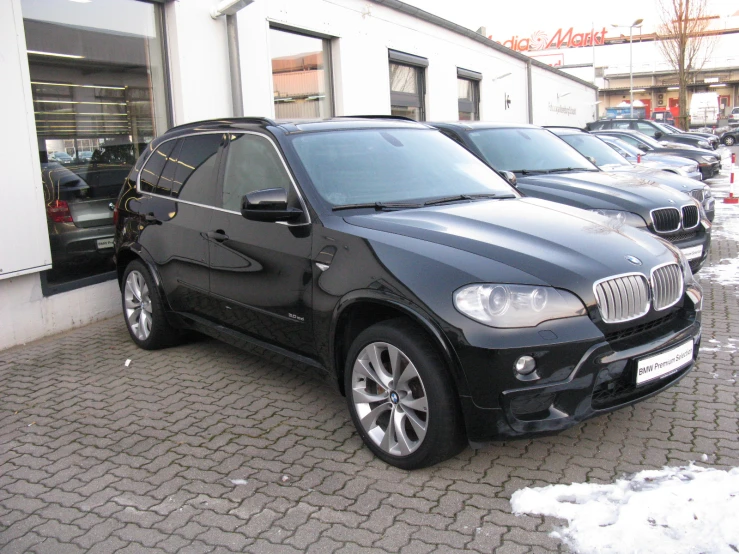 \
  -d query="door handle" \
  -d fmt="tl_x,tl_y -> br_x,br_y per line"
206,230 -> 229,242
